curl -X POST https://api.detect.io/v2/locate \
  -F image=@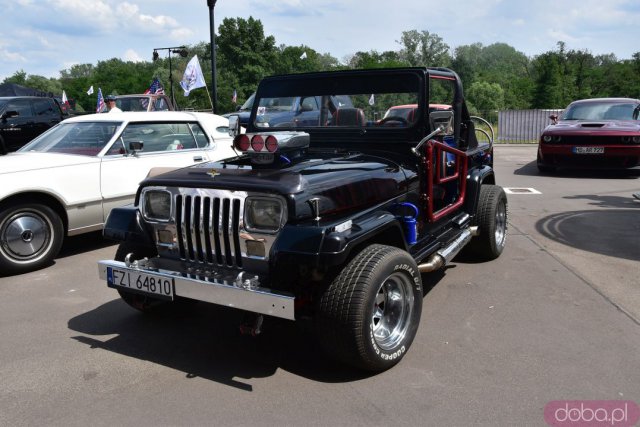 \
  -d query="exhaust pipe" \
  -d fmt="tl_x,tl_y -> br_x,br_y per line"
418,229 -> 473,273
